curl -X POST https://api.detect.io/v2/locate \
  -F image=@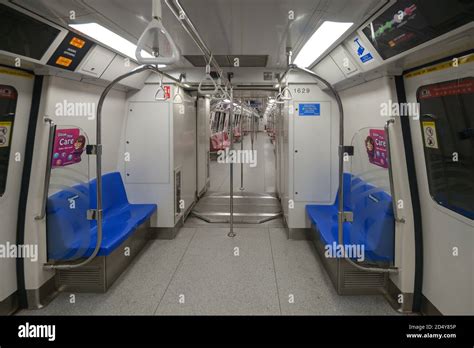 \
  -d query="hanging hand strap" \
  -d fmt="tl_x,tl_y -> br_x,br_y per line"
135,1 -> 180,65
155,74 -> 167,101
198,55 -> 219,95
